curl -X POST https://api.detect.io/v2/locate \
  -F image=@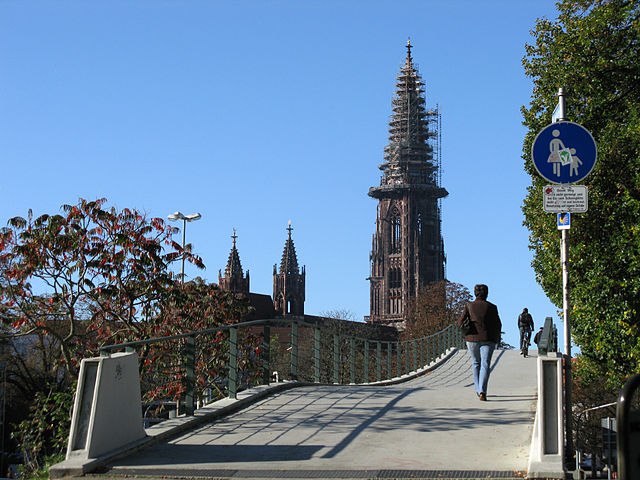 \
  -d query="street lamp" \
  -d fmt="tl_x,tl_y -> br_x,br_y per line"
167,211 -> 201,284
